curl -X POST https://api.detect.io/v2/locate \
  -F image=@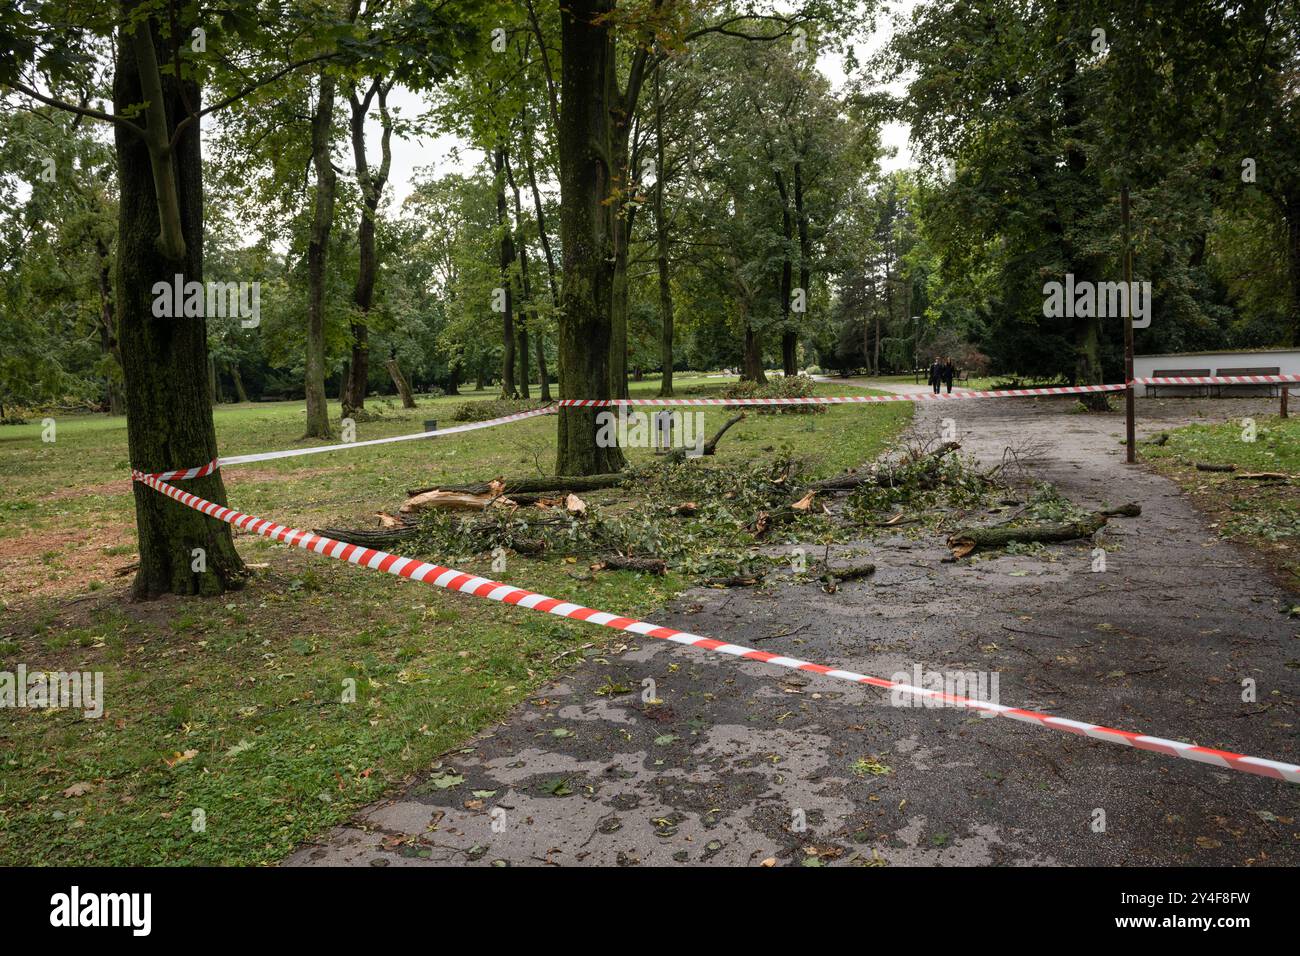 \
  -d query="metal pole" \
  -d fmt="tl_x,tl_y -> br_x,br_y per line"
1122,184 -> 1136,463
